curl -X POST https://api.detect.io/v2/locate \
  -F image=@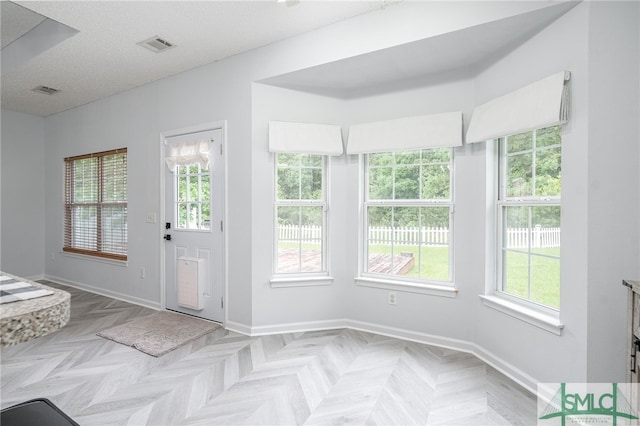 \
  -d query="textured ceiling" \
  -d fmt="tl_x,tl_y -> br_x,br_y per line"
1,0 -> 393,117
